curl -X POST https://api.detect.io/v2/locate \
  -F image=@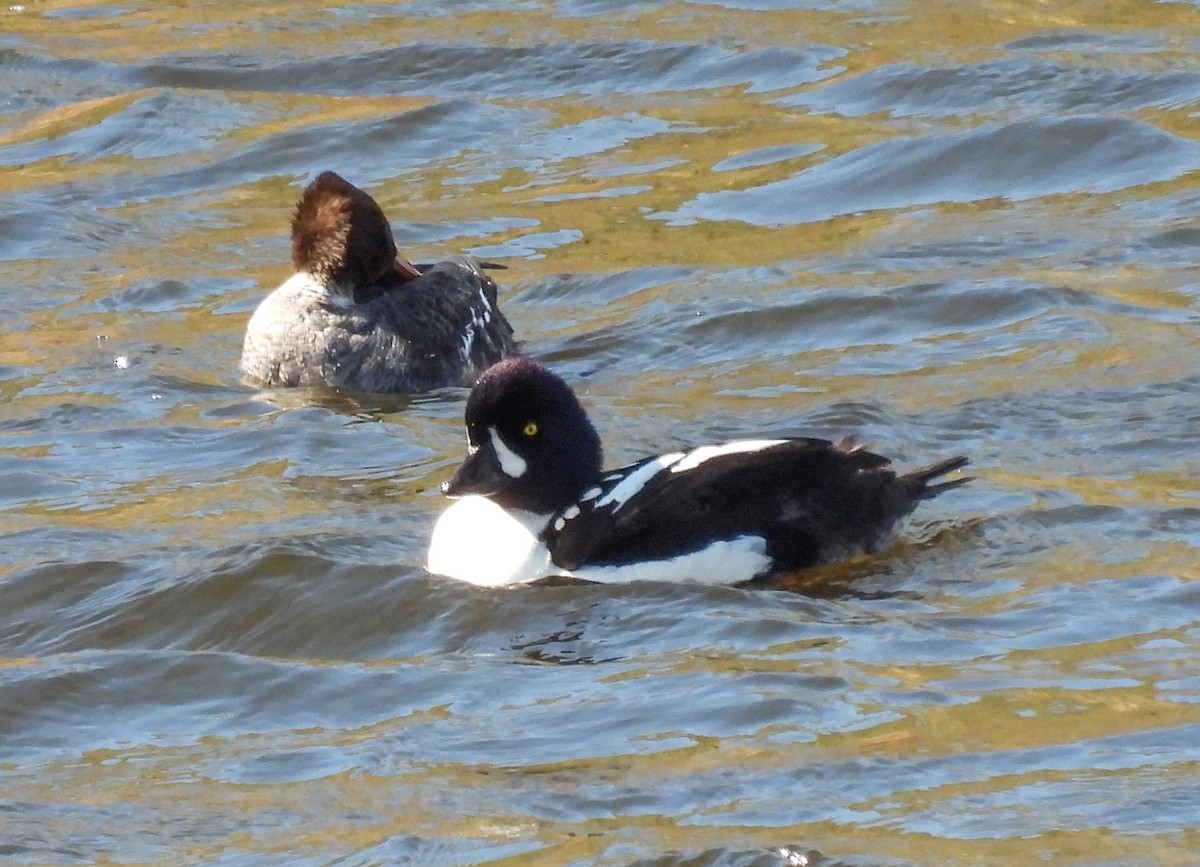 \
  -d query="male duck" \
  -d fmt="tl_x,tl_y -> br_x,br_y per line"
427,357 -> 971,586
241,171 -> 516,393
